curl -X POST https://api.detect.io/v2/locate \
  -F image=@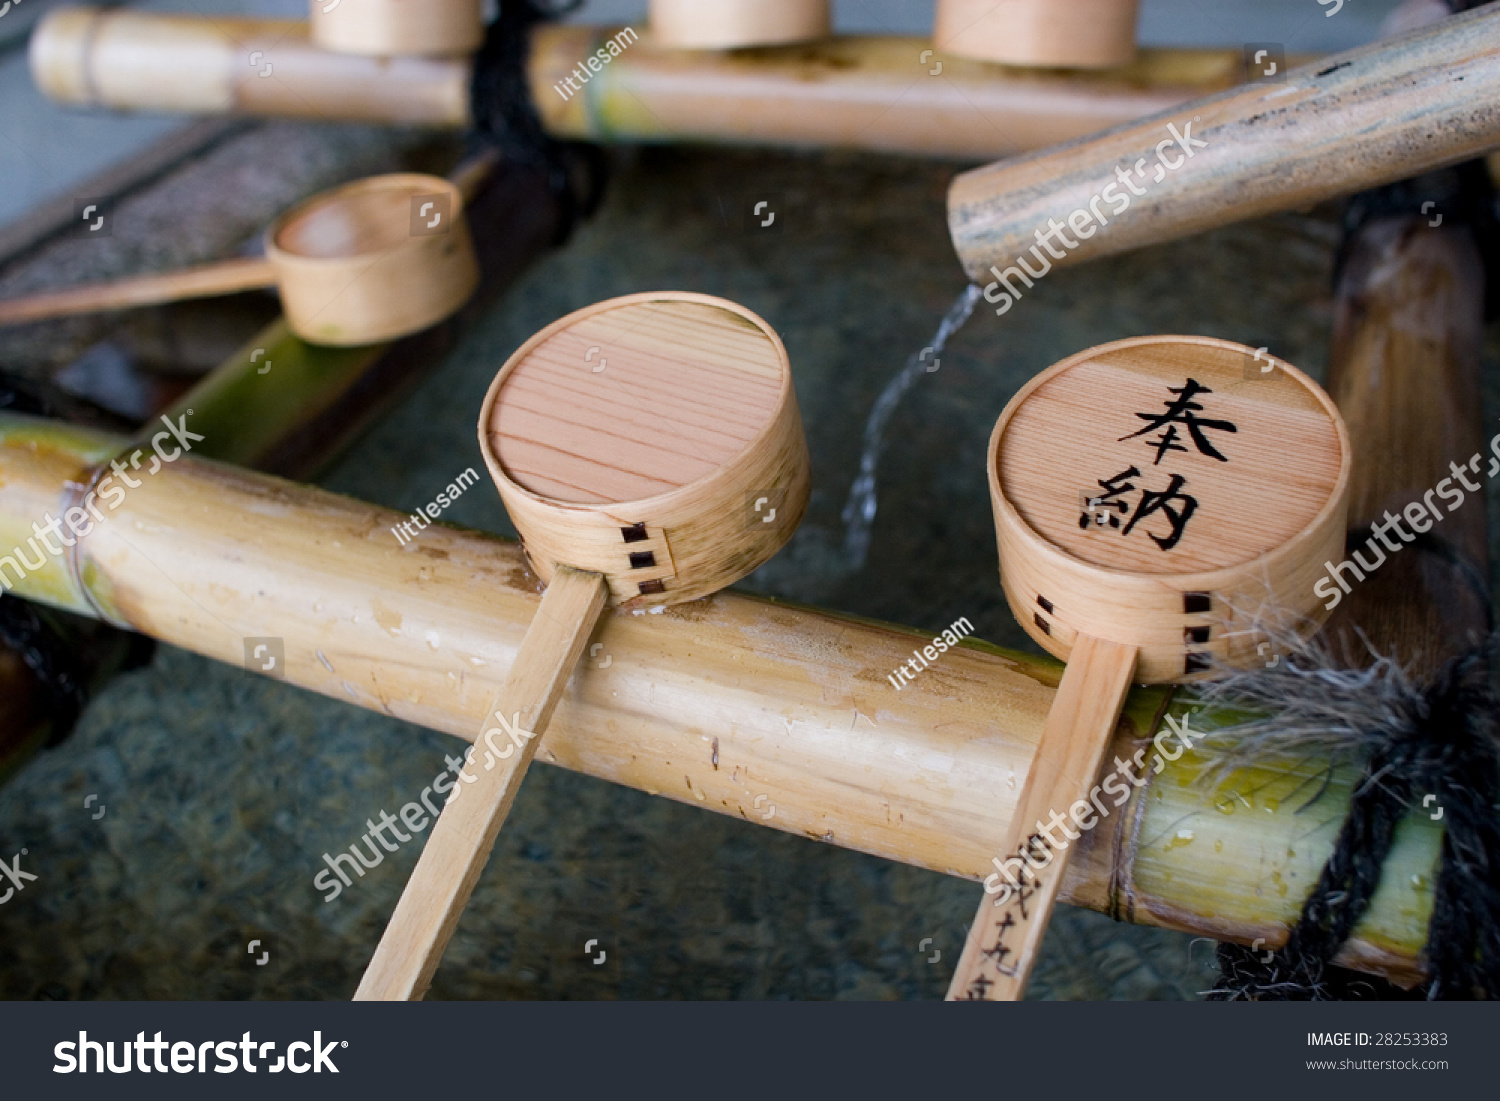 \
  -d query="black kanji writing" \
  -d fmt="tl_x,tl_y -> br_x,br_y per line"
1121,473 -> 1198,551
1120,378 -> 1236,465
1080,466 -> 1140,530
960,974 -> 995,1000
